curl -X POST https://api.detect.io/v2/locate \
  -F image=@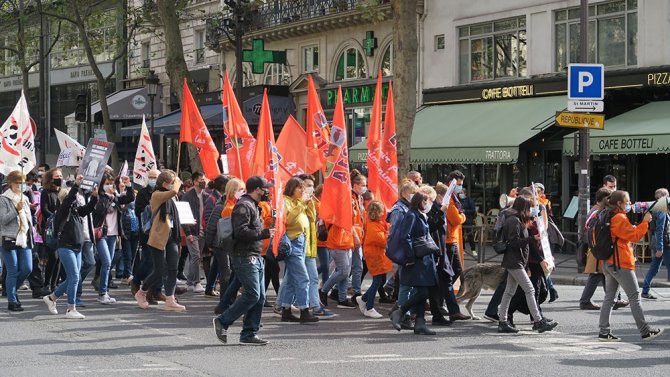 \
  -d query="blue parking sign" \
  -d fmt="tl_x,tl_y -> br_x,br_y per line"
568,64 -> 604,100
